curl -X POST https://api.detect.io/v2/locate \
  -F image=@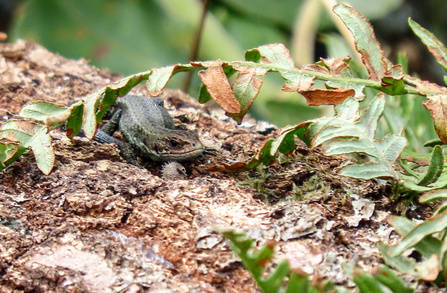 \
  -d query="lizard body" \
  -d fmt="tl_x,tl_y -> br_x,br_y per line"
93,95 -> 203,167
